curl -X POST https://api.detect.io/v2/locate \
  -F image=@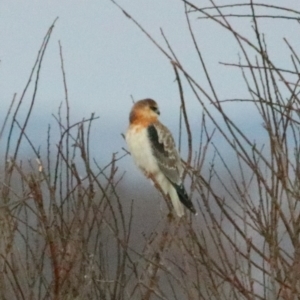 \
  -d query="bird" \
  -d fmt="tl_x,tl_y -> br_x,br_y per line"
125,98 -> 196,217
